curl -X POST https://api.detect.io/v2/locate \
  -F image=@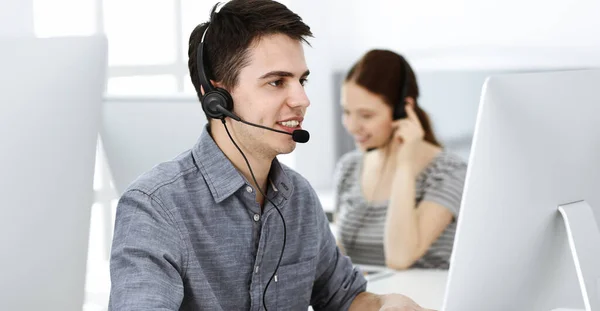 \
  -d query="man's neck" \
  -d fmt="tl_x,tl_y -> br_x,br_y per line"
209,122 -> 273,206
